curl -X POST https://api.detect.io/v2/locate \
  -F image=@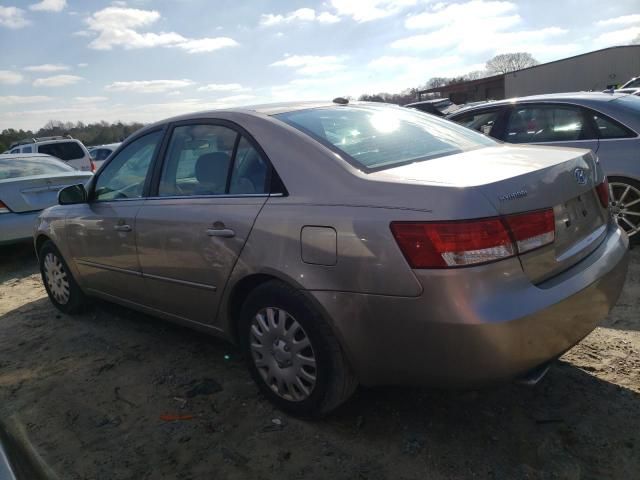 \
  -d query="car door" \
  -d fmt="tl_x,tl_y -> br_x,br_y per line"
501,103 -> 599,152
65,129 -> 164,302
135,121 -> 271,325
